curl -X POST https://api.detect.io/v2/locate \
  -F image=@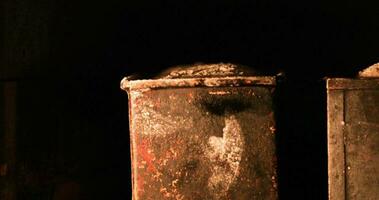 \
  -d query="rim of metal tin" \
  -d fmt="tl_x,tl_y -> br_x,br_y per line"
327,78 -> 379,90
327,62 -> 379,90
120,63 -> 276,91
121,76 -> 276,90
